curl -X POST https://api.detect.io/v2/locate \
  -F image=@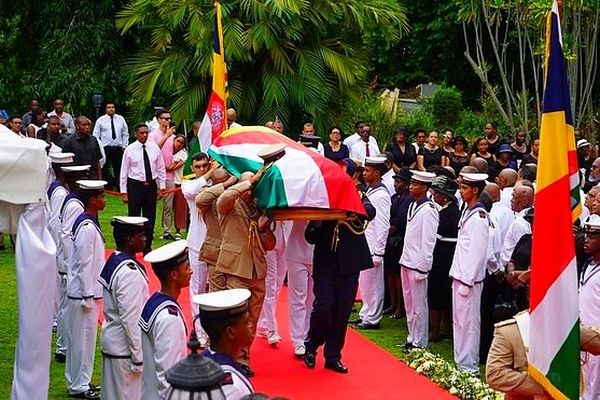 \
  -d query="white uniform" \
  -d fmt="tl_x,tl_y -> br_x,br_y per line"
140,293 -> 188,400
399,198 -> 439,347
203,350 -> 253,399
57,193 -> 84,360
489,201 -> 514,243
449,203 -> 490,373
258,222 -> 288,334
358,184 -> 390,325
348,137 -> 381,164
499,186 -> 514,210
381,169 -> 395,196
100,251 -> 149,400
284,221 -> 315,348
181,177 -> 210,342
66,213 -> 105,395
500,208 -> 531,267
580,258 -> 600,400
